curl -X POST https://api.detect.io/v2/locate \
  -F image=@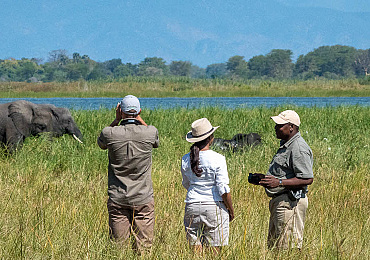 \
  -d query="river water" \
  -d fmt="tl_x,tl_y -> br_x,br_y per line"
0,97 -> 369,110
